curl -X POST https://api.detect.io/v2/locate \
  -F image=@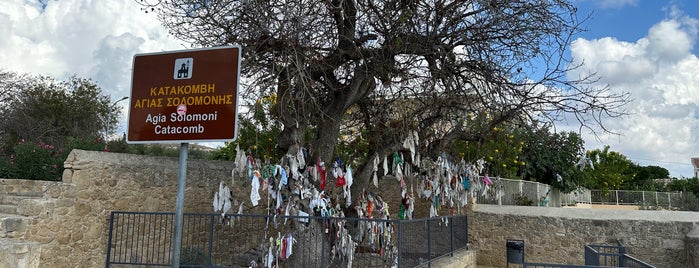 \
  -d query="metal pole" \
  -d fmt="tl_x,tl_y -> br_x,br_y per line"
104,96 -> 129,150
397,221 -> 403,268
105,211 -> 116,268
427,218 -> 432,267
172,142 -> 189,267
